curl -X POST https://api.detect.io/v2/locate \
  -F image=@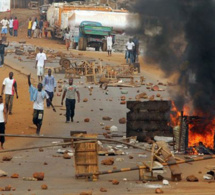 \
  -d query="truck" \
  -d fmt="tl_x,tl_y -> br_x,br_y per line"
73,21 -> 113,51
